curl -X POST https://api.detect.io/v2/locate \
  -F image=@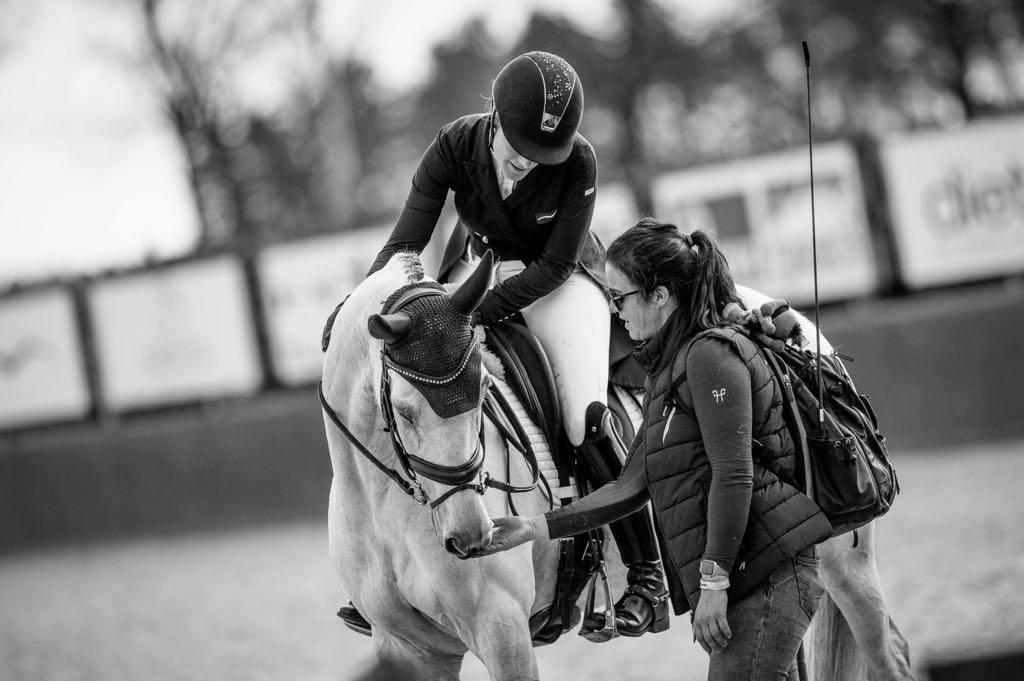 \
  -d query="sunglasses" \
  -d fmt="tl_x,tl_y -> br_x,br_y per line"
609,289 -> 641,311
